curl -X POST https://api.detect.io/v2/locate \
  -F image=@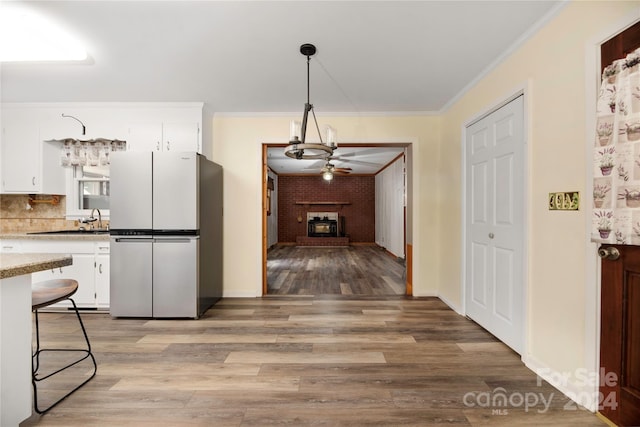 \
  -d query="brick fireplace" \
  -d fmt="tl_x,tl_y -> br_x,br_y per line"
277,175 -> 375,244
